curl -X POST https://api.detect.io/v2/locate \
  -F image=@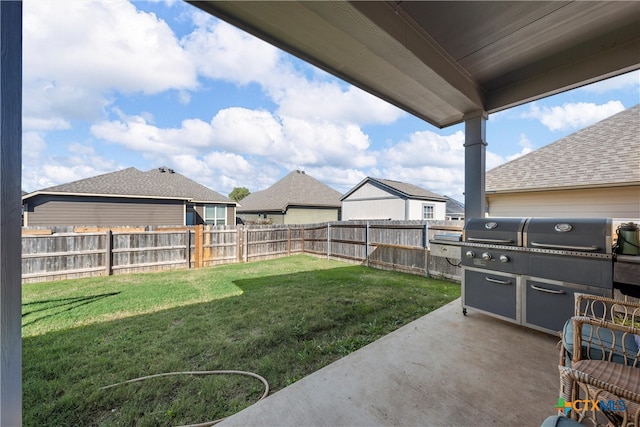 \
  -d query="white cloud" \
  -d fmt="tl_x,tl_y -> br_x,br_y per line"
21,148 -> 121,193
92,105 -> 379,173
182,11 -> 404,126
183,19 -> 280,85
579,71 -> 640,94
380,130 -> 465,168
209,108 -> 285,155
23,0 -> 198,124
505,134 -> 534,162
365,129 -> 467,200
22,132 -> 47,162
274,76 -> 405,125
280,117 -> 376,168
22,117 -> 71,133
203,152 -> 253,175
486,134 -> 535,170
523,101 -> 625,132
